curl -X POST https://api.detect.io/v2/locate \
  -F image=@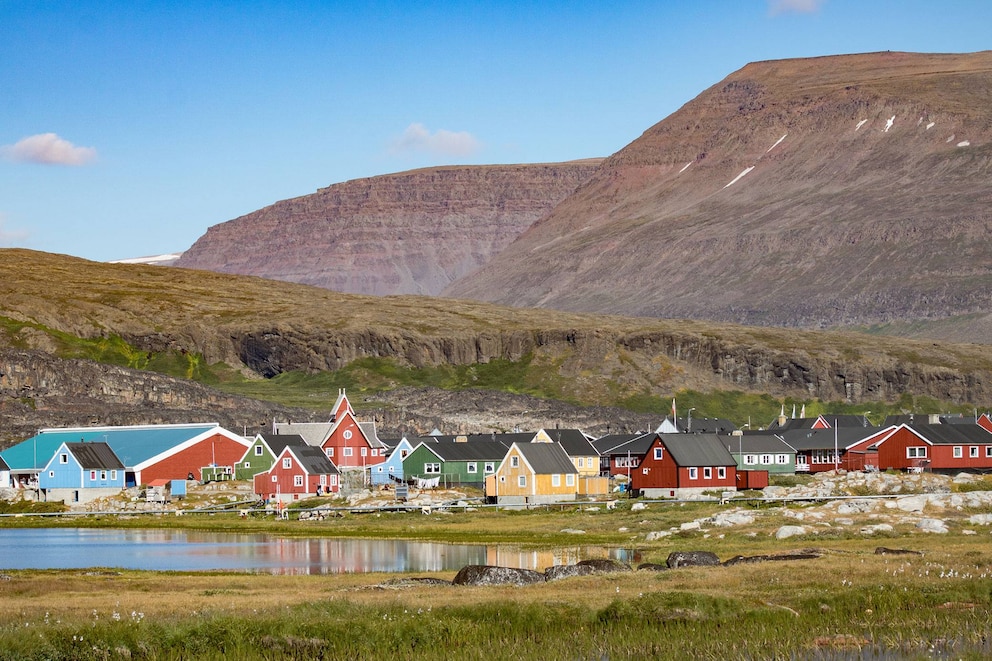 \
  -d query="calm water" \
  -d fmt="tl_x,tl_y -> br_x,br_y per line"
0,528 -> 638,575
